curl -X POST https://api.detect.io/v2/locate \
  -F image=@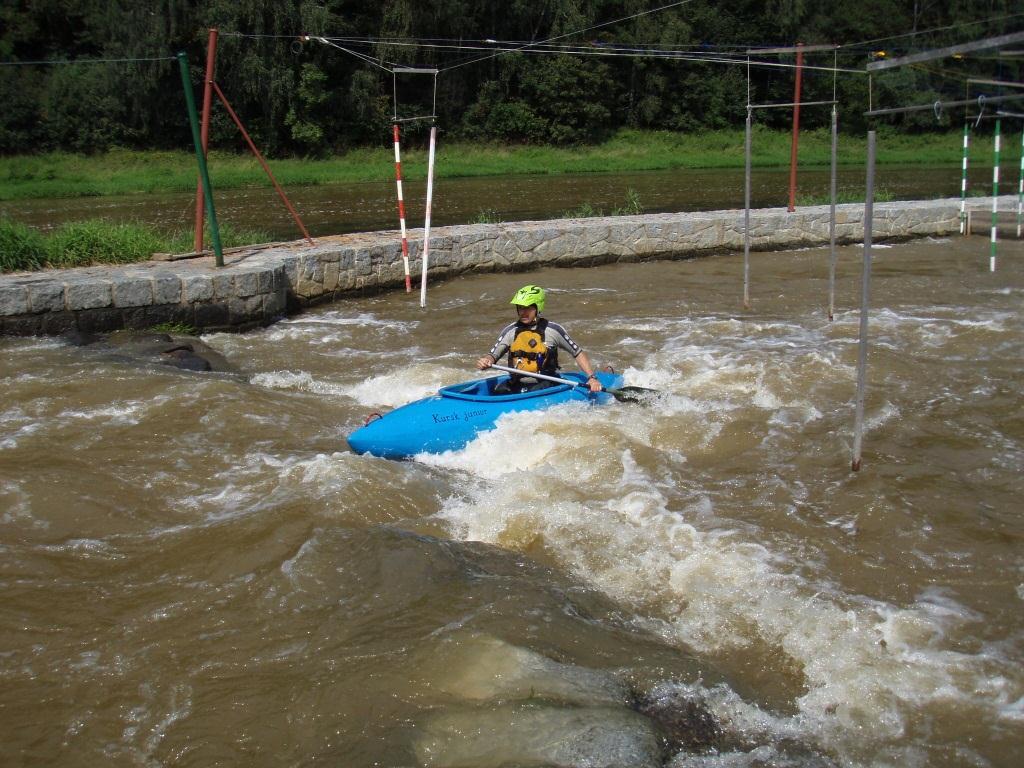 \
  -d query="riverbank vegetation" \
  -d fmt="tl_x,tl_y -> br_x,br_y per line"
1,127 -> 1016,202
0,218 -> 269,273
1,2 -> 1017,157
